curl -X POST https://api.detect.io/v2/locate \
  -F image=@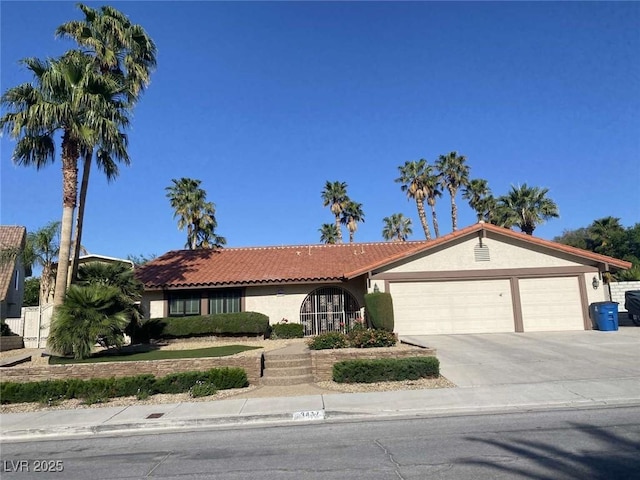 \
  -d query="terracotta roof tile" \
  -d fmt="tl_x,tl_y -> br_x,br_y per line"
0,226 -> 27,302
136,223 -> 632,289
136,241 -> 428,289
